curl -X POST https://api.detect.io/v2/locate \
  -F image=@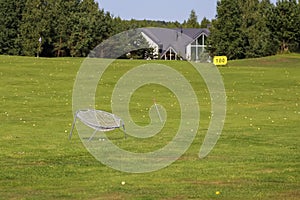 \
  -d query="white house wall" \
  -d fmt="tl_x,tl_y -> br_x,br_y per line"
186,44 -> 192,61
186,33 -> 208,61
